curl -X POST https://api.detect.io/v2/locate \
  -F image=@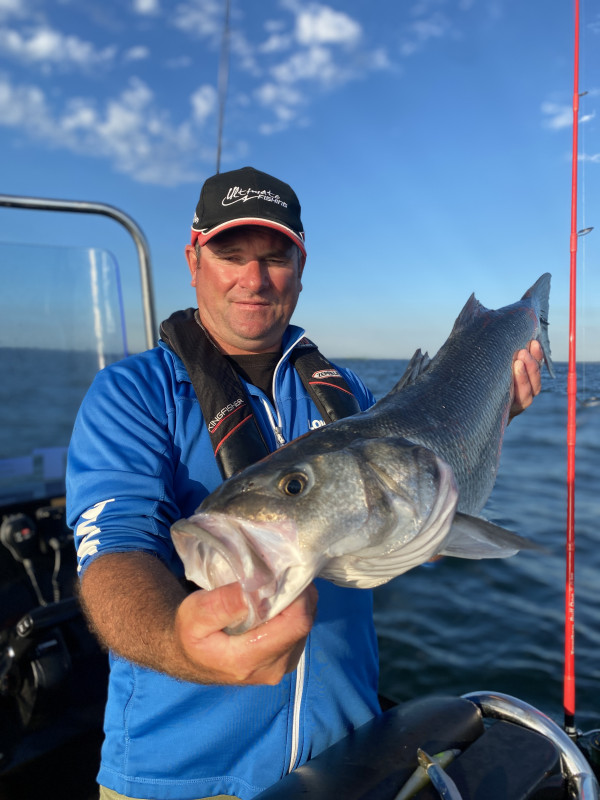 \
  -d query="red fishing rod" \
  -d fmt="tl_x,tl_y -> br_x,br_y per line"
563,0 -> 581,738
